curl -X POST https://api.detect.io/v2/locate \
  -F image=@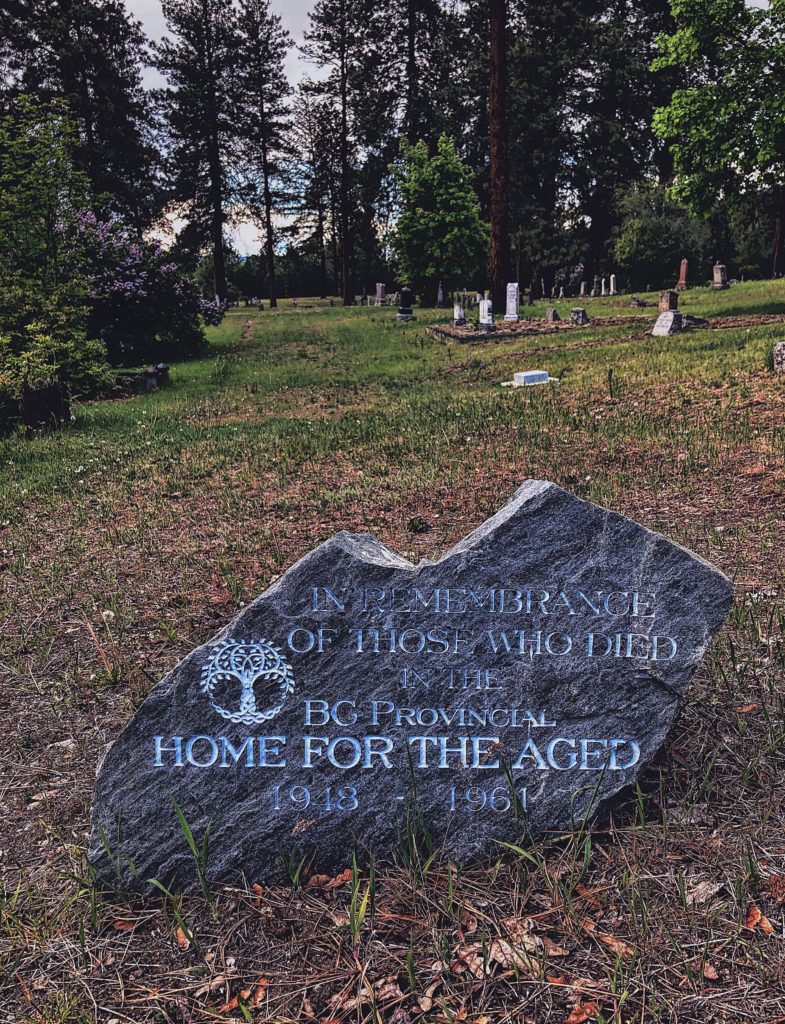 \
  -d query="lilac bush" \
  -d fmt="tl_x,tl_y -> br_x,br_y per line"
74,212 -> 216,366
